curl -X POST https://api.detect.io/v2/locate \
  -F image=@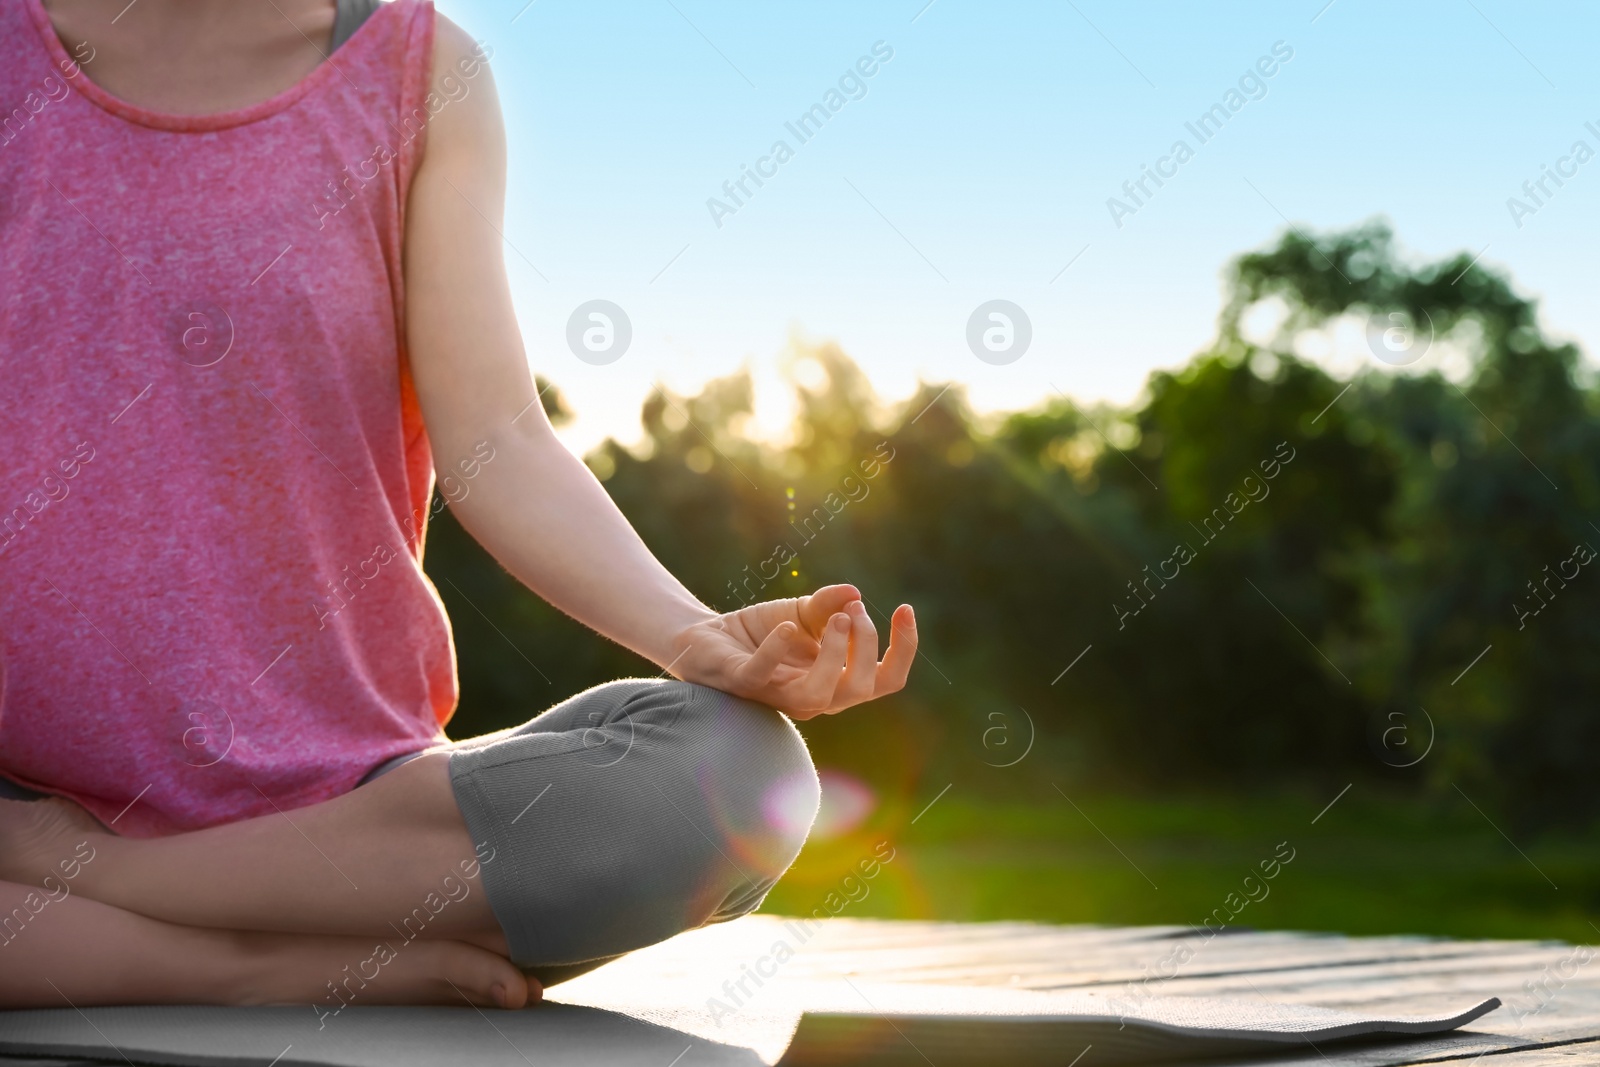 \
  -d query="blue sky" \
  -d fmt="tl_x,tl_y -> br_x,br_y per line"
436,0 -> 1600,452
